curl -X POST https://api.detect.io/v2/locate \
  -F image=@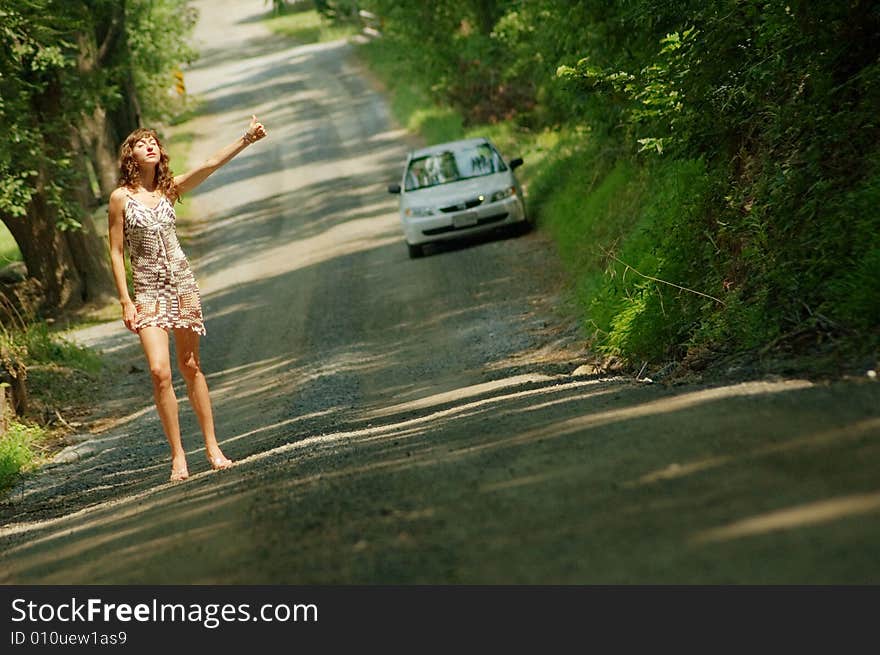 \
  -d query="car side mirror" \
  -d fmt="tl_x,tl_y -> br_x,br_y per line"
509,158 -> 524,170
388,183 -> 401,194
